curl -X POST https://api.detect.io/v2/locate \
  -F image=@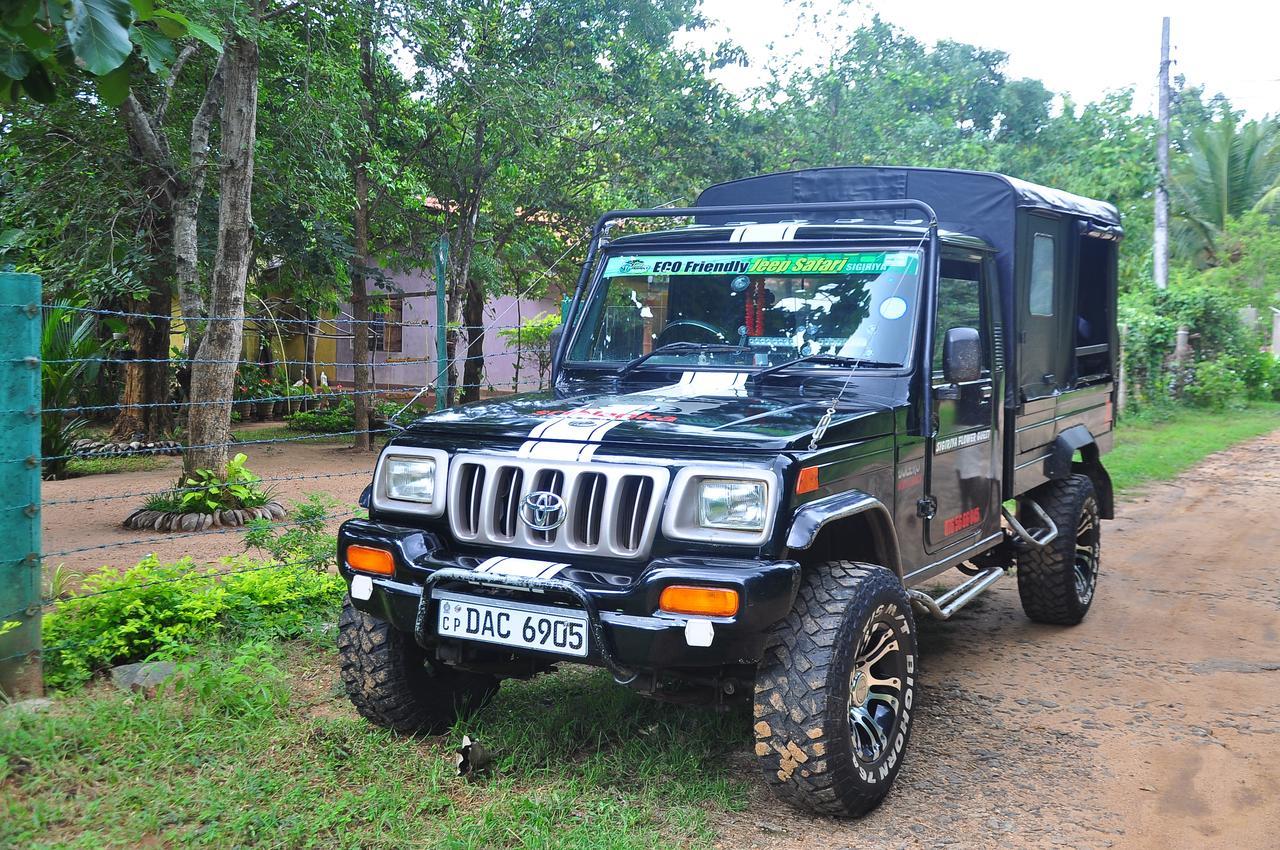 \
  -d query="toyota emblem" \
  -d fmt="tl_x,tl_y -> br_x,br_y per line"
520,491 -> 566,532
